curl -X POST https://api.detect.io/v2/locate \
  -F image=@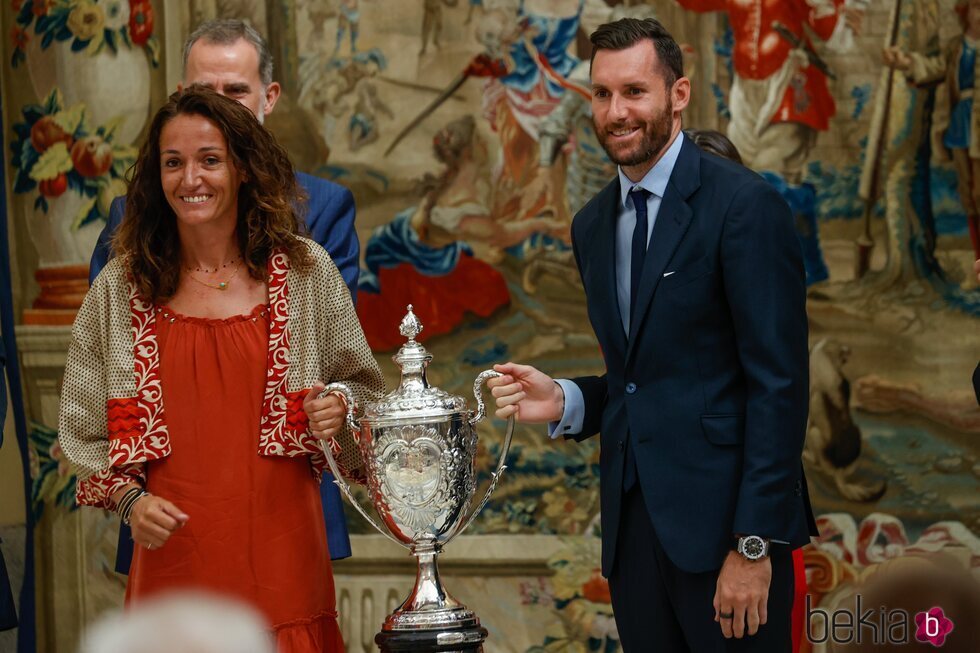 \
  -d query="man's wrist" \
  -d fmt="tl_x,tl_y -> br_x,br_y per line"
552,381 -> 565,422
